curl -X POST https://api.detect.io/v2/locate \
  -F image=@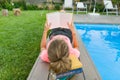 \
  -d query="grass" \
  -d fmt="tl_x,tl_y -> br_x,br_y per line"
0,10 -> 48,80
